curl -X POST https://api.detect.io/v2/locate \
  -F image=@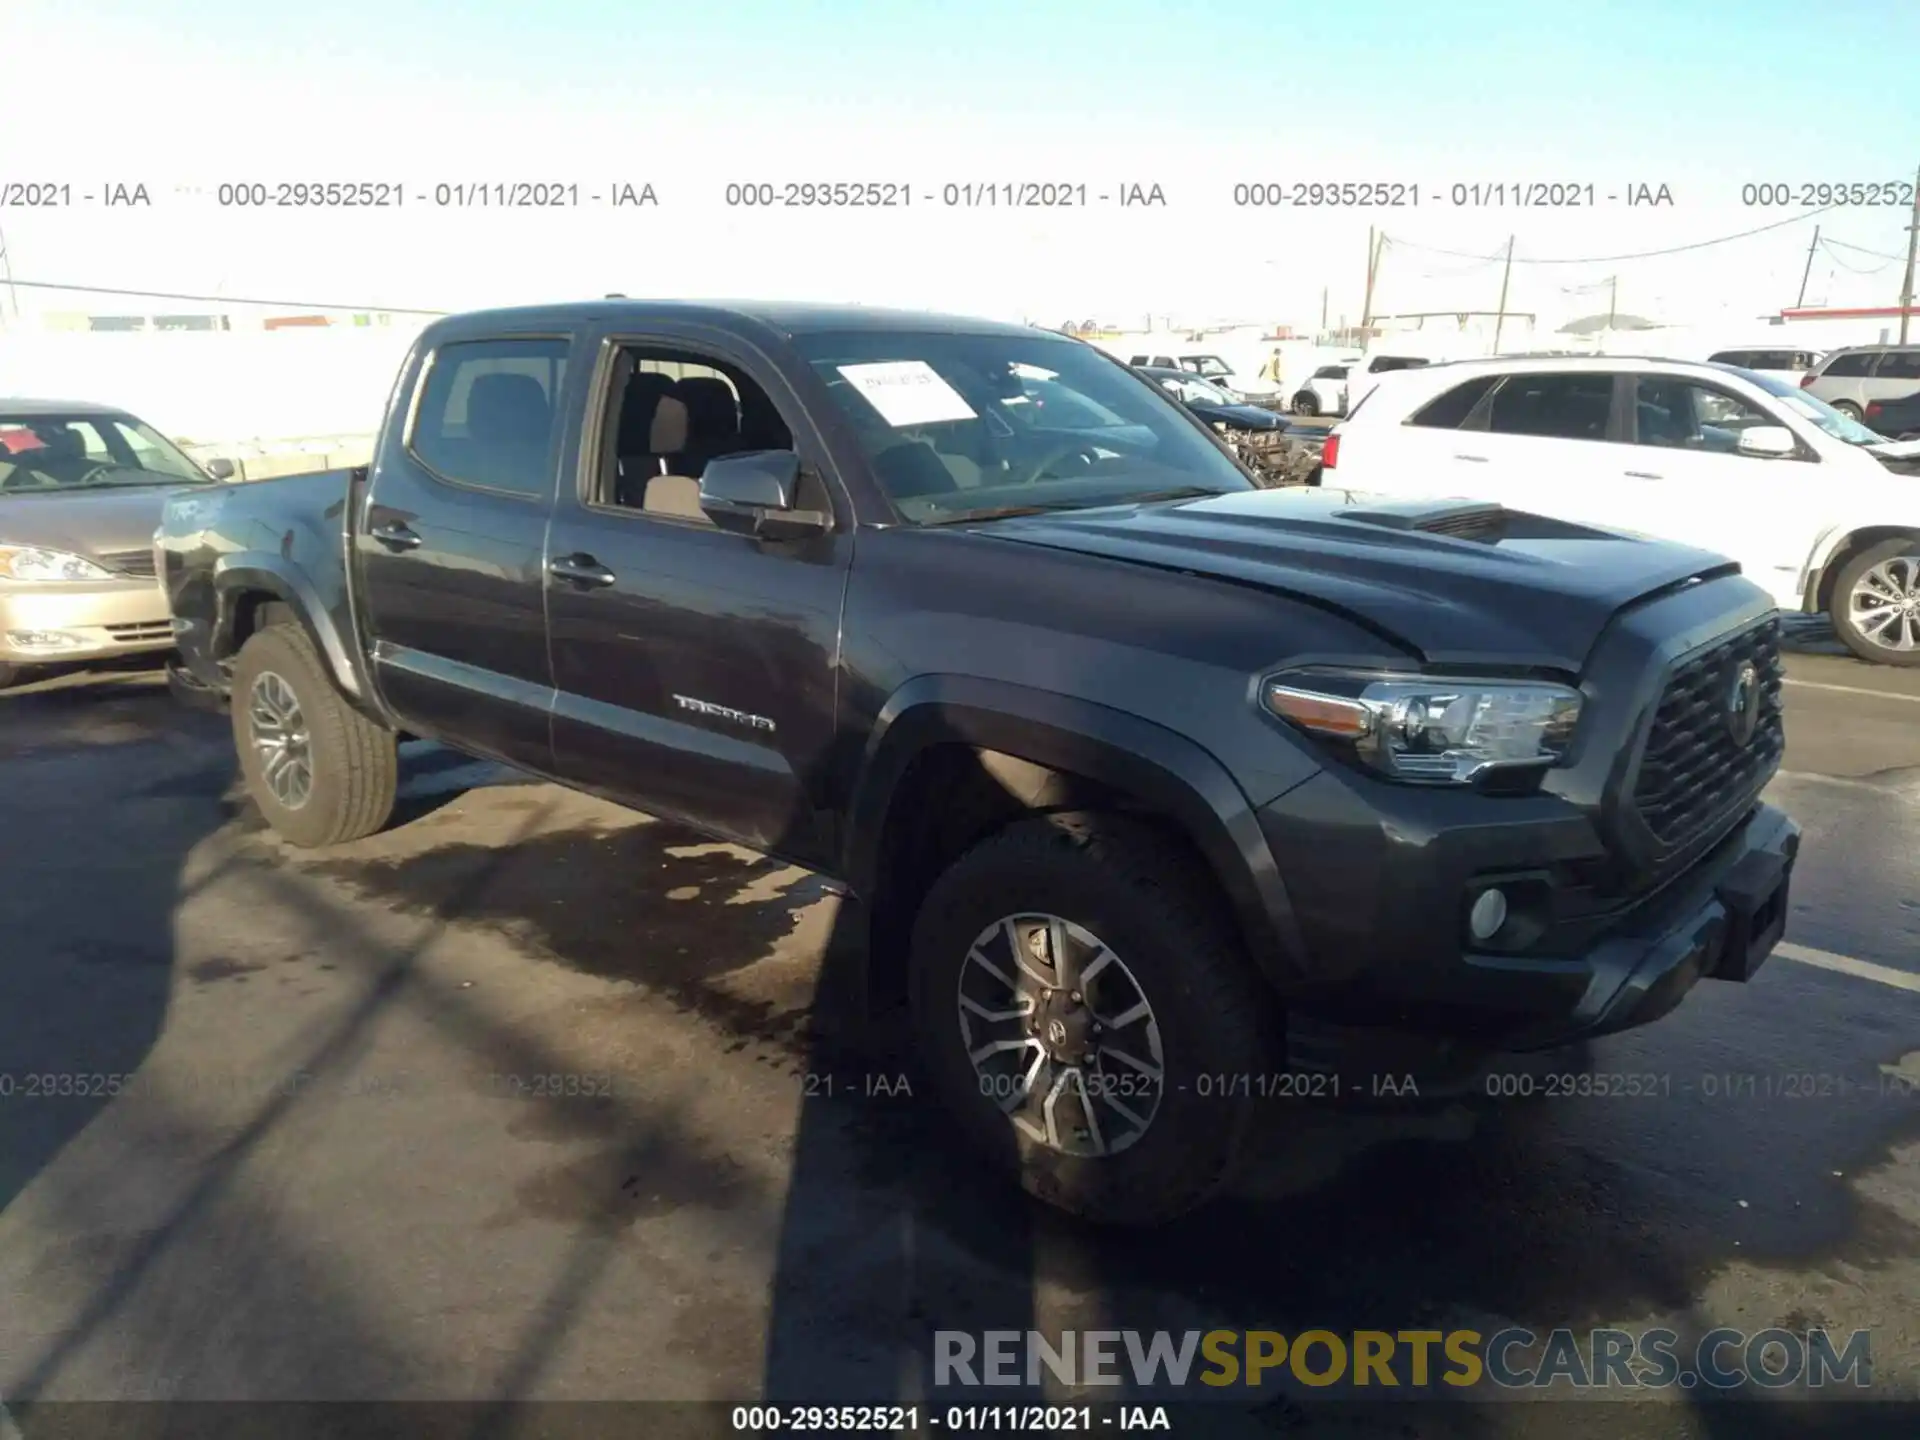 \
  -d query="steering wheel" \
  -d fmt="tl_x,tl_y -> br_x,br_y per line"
1006,437 -> 1104,488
